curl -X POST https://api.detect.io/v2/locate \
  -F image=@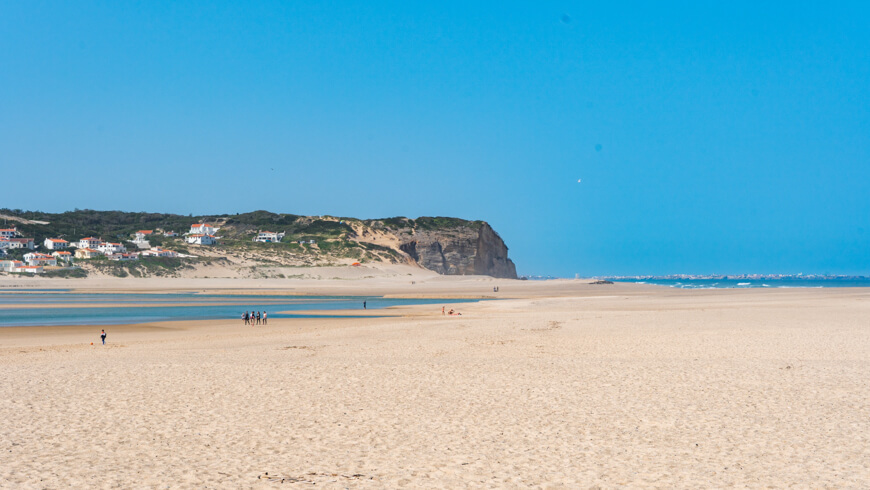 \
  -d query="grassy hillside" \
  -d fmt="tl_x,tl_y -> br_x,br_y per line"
1,209 -> 481,245
0,209 -> 482,267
